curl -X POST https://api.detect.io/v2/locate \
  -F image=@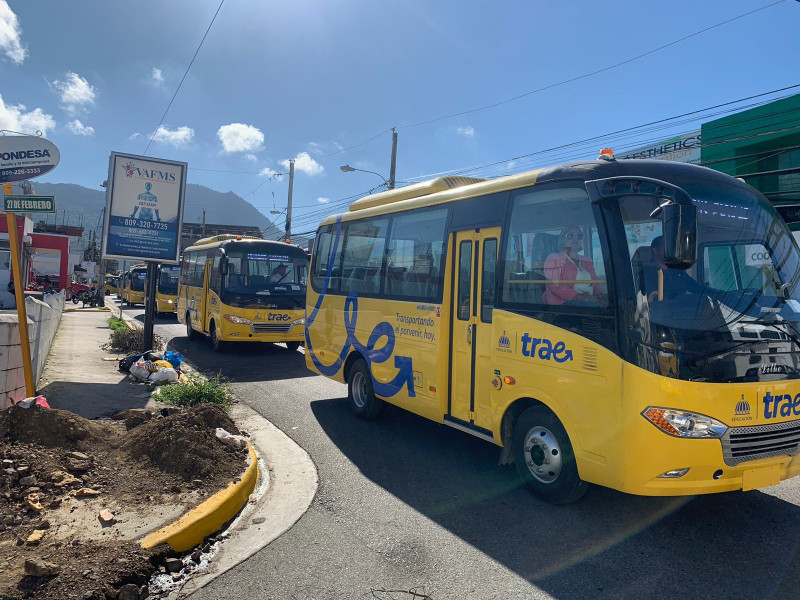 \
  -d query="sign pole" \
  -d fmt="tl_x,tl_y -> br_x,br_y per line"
142,262 -> 157,352
3,185 -> 35,397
